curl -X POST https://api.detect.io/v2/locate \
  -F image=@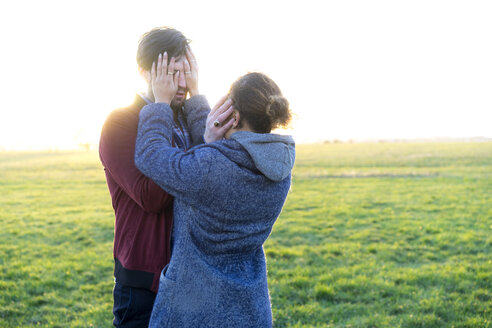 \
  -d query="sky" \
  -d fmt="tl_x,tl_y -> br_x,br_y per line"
0,0 -> 491,150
